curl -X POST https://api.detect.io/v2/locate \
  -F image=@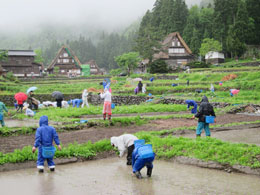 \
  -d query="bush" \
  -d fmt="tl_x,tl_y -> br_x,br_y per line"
150,60 -> 168,73
186,61 -> 210,68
